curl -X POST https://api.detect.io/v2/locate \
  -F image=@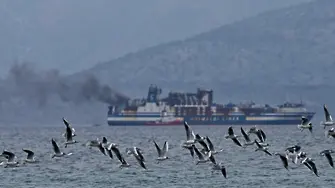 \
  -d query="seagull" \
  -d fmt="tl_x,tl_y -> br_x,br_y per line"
274,153 -> 289,170
285,145 -> 302,164
255,140 -> 272,156
1,151 -> 19,168
126,147 -> 145,162
320,104 -> 335,129
285,145 -> 301,153
325,128 -> 335,138
248,126 -> 266,142
62,117 -> 76,138
212,162 -> 227,178
225,126 -> 242,147
51,138 -> 70,158
182,121 -> 196,145
297,116 -> 312,133
205,136 -> 223,154
64,122 -> 78,148
153,140 -> 169,160
302,158 -> 319,177
126,147 -> 147,169
320,150 -> 334,168
22,149 -> 37,163
111,146 -> 130,168
193,145 -> 216,165
241,127 -> 255,147
85,139 -> 101,148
